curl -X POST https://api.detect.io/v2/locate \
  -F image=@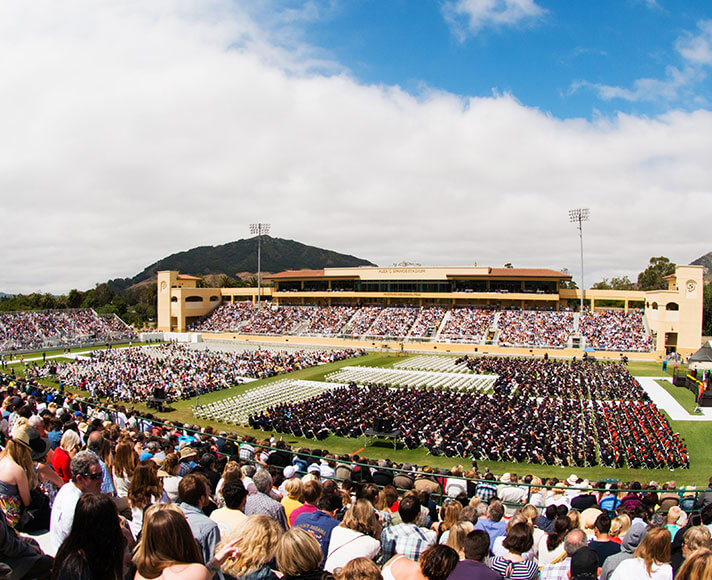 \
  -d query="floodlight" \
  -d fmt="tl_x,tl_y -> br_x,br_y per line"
569,208 -> 590,314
